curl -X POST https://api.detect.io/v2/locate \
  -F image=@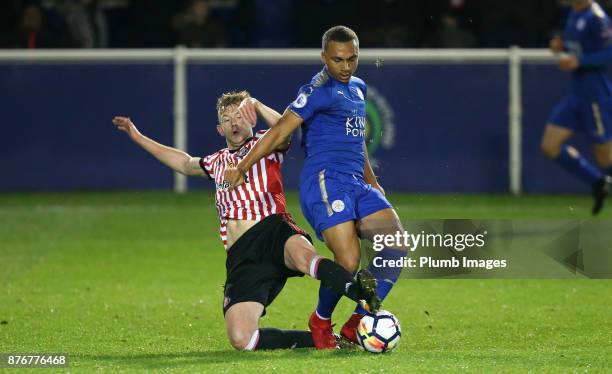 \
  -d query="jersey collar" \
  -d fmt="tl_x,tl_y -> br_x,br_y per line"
323,66 -> 350,86
228,136 -> 253,153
